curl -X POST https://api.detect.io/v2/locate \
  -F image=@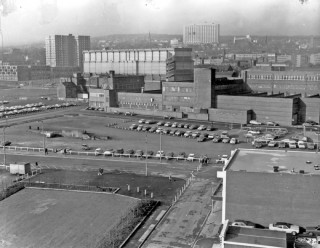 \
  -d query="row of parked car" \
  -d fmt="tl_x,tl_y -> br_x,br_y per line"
0,102 -> 77,118
231,220 -> 320,237
253,138 -> 317,150
84,146 -> 206,161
